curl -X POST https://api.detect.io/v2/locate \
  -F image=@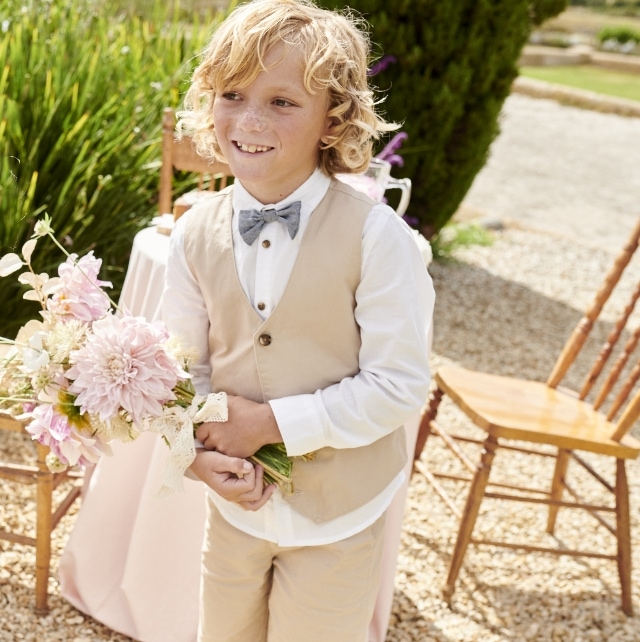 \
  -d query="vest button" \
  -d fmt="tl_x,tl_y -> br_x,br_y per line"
262,240 -> 271,248
257,302 -> 266,311
258,333 -> 272,346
